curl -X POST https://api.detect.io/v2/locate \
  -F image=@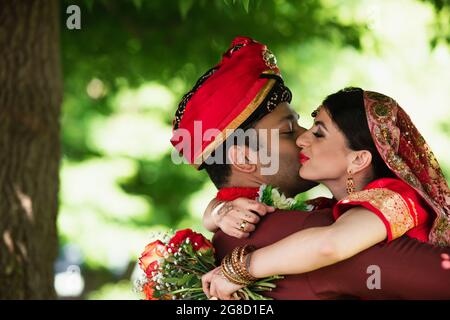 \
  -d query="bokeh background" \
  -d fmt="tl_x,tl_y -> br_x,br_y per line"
56,0 -> 450,299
